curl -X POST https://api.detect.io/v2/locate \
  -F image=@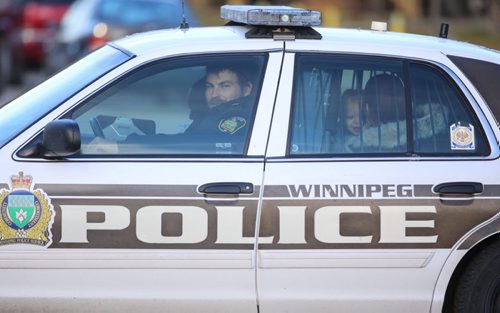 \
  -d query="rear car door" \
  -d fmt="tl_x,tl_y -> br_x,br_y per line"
0,49 -> 283,312
257,50 -> 500,312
